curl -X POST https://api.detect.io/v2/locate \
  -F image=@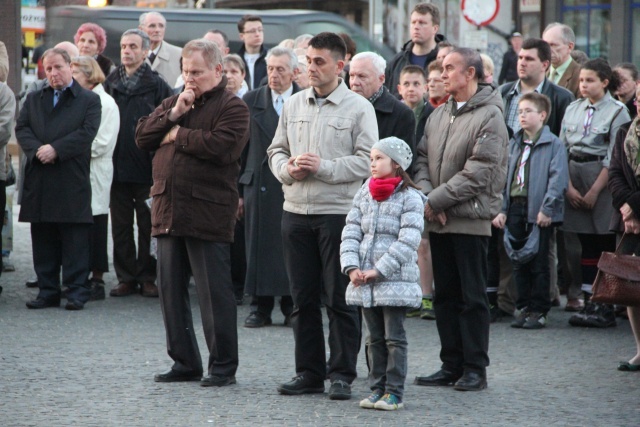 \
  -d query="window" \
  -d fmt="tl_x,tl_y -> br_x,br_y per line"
561,0 -> 611,60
